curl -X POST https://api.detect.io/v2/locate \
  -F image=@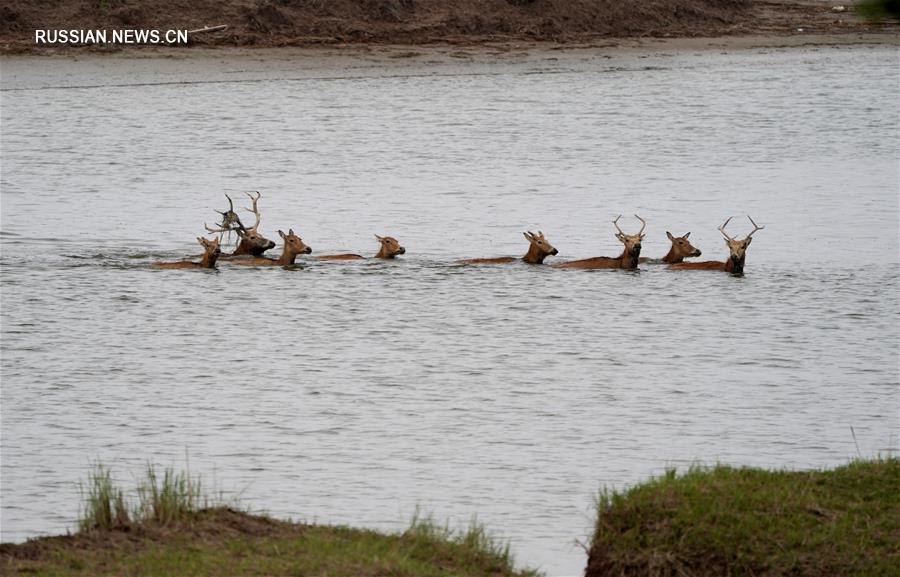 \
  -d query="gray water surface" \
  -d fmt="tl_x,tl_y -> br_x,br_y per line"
1,45 -> 898,575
